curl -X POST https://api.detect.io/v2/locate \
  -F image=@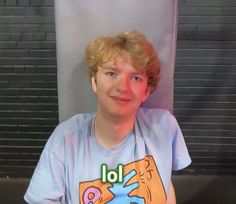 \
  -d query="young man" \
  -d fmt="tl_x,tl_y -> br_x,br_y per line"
24,31 -> 191,204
